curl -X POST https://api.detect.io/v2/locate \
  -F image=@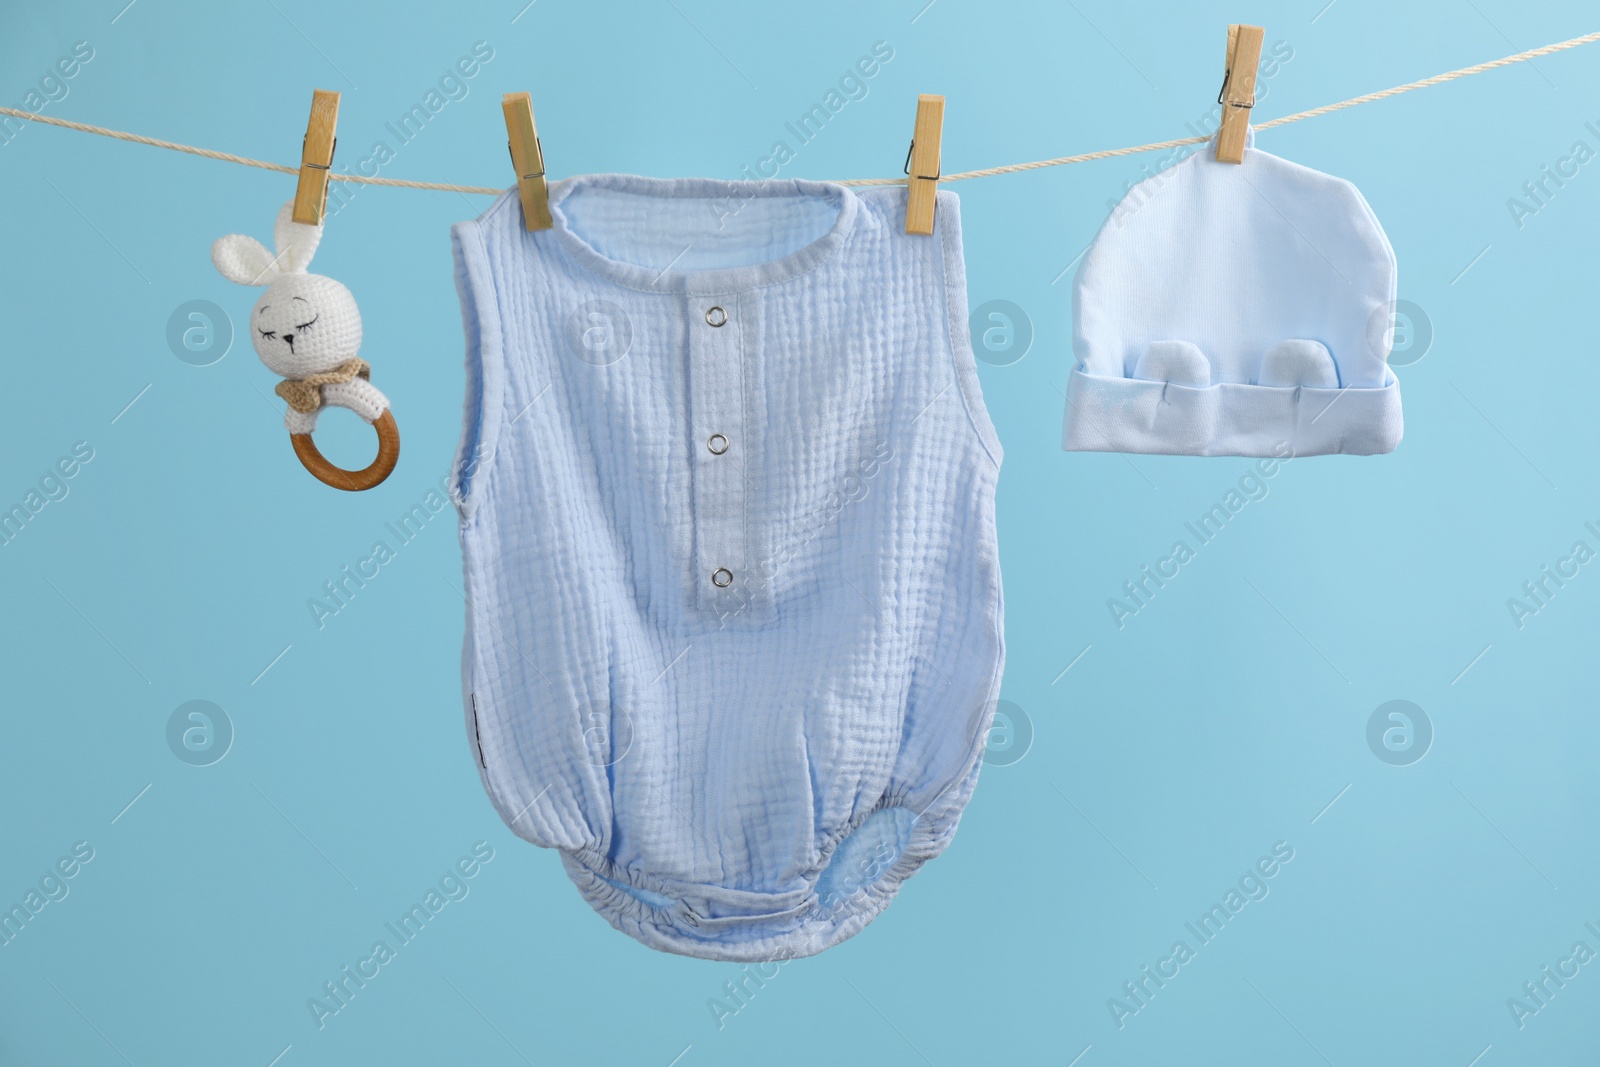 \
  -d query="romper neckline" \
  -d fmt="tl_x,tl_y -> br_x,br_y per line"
546,174 -> 860,295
